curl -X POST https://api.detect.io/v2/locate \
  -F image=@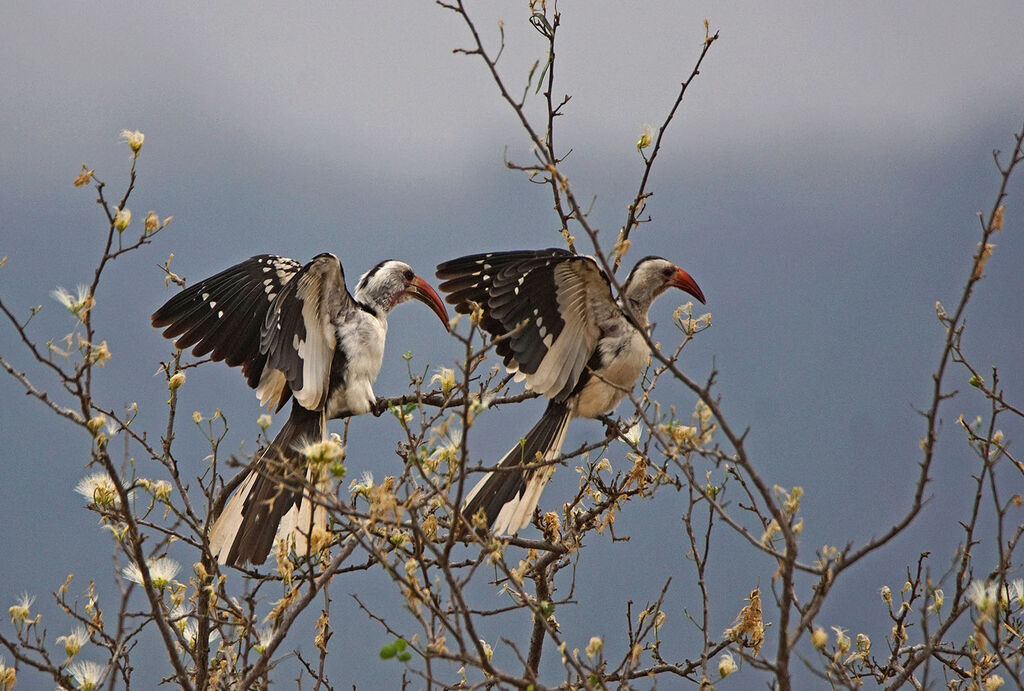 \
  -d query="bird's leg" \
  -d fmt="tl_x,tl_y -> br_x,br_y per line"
597,414 -> 621,439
